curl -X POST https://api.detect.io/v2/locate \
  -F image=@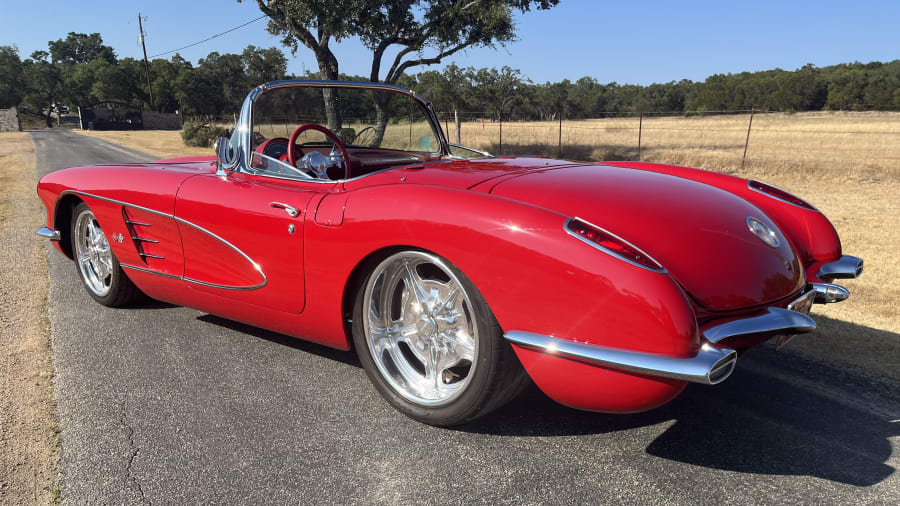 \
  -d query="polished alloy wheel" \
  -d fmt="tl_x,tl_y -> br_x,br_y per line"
363,251 -> 478,406
74,210 -> 113,297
